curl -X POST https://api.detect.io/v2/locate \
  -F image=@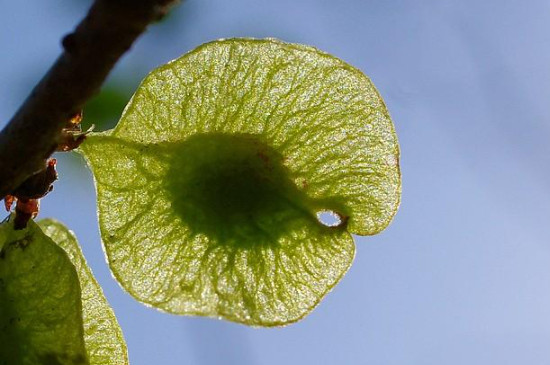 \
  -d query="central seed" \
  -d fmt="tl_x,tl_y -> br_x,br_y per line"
165,133 -> 311,246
